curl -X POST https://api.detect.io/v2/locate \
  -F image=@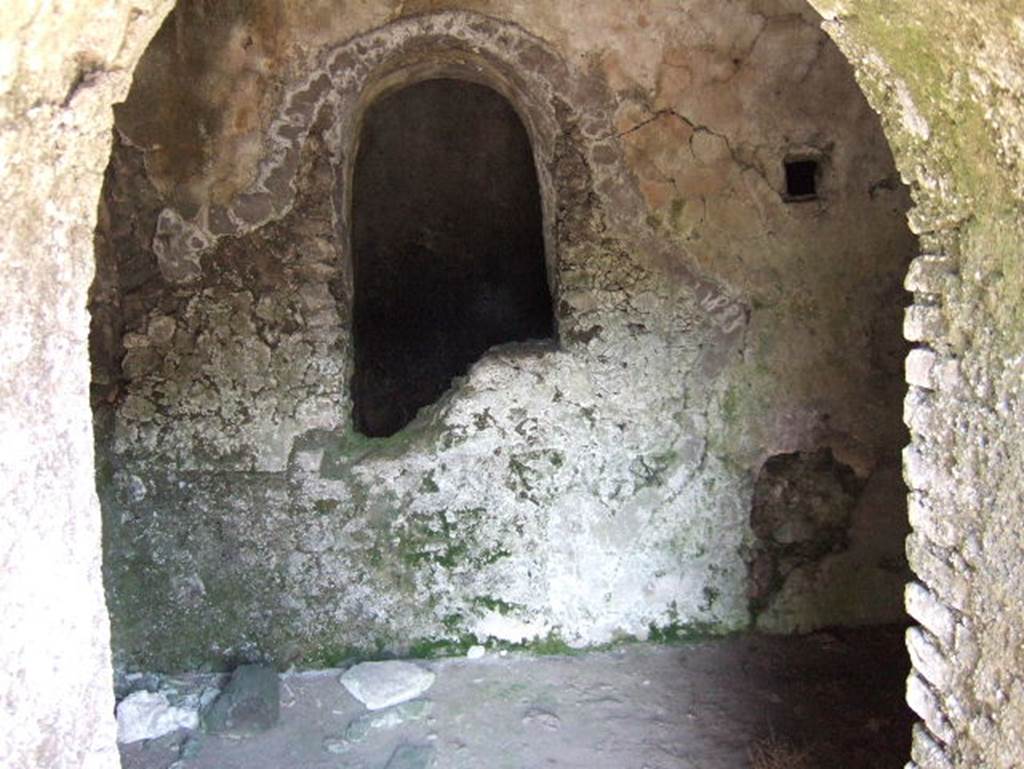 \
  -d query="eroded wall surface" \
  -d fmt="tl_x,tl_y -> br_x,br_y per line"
0,3 -> 173,768
92,0 -> 917,673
